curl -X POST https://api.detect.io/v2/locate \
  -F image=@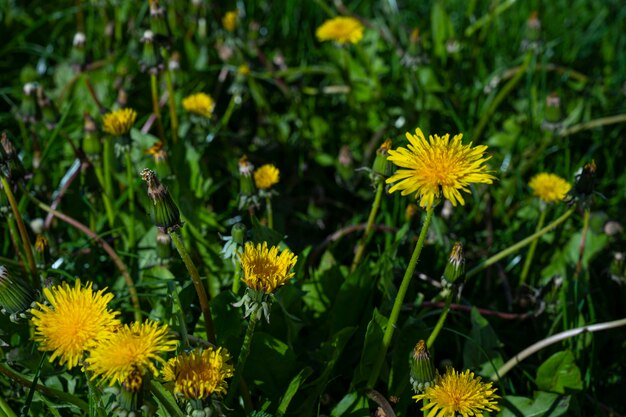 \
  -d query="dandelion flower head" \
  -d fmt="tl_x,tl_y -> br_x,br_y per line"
239,242 -> 297,294
87,320 -> 177,388
30,280 -> 120,369
222,10 -> 238,32
386,128 -> 495,208
315,16 -> 364,45
413,368 -> 500,417
182,93 -> 215,118
529,172 -> 571,203
254,164 -> 280,190
162,347 -> 234,400
102,108 -> 137,136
